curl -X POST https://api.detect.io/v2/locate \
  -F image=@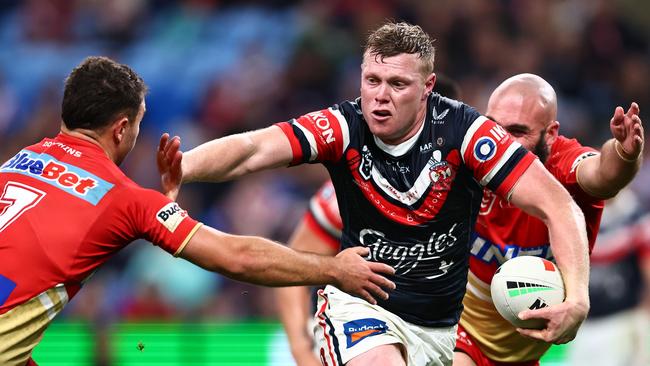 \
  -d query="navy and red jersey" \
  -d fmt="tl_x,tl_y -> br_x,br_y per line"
0,133 -> 201,365
276,94 -> 536,327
